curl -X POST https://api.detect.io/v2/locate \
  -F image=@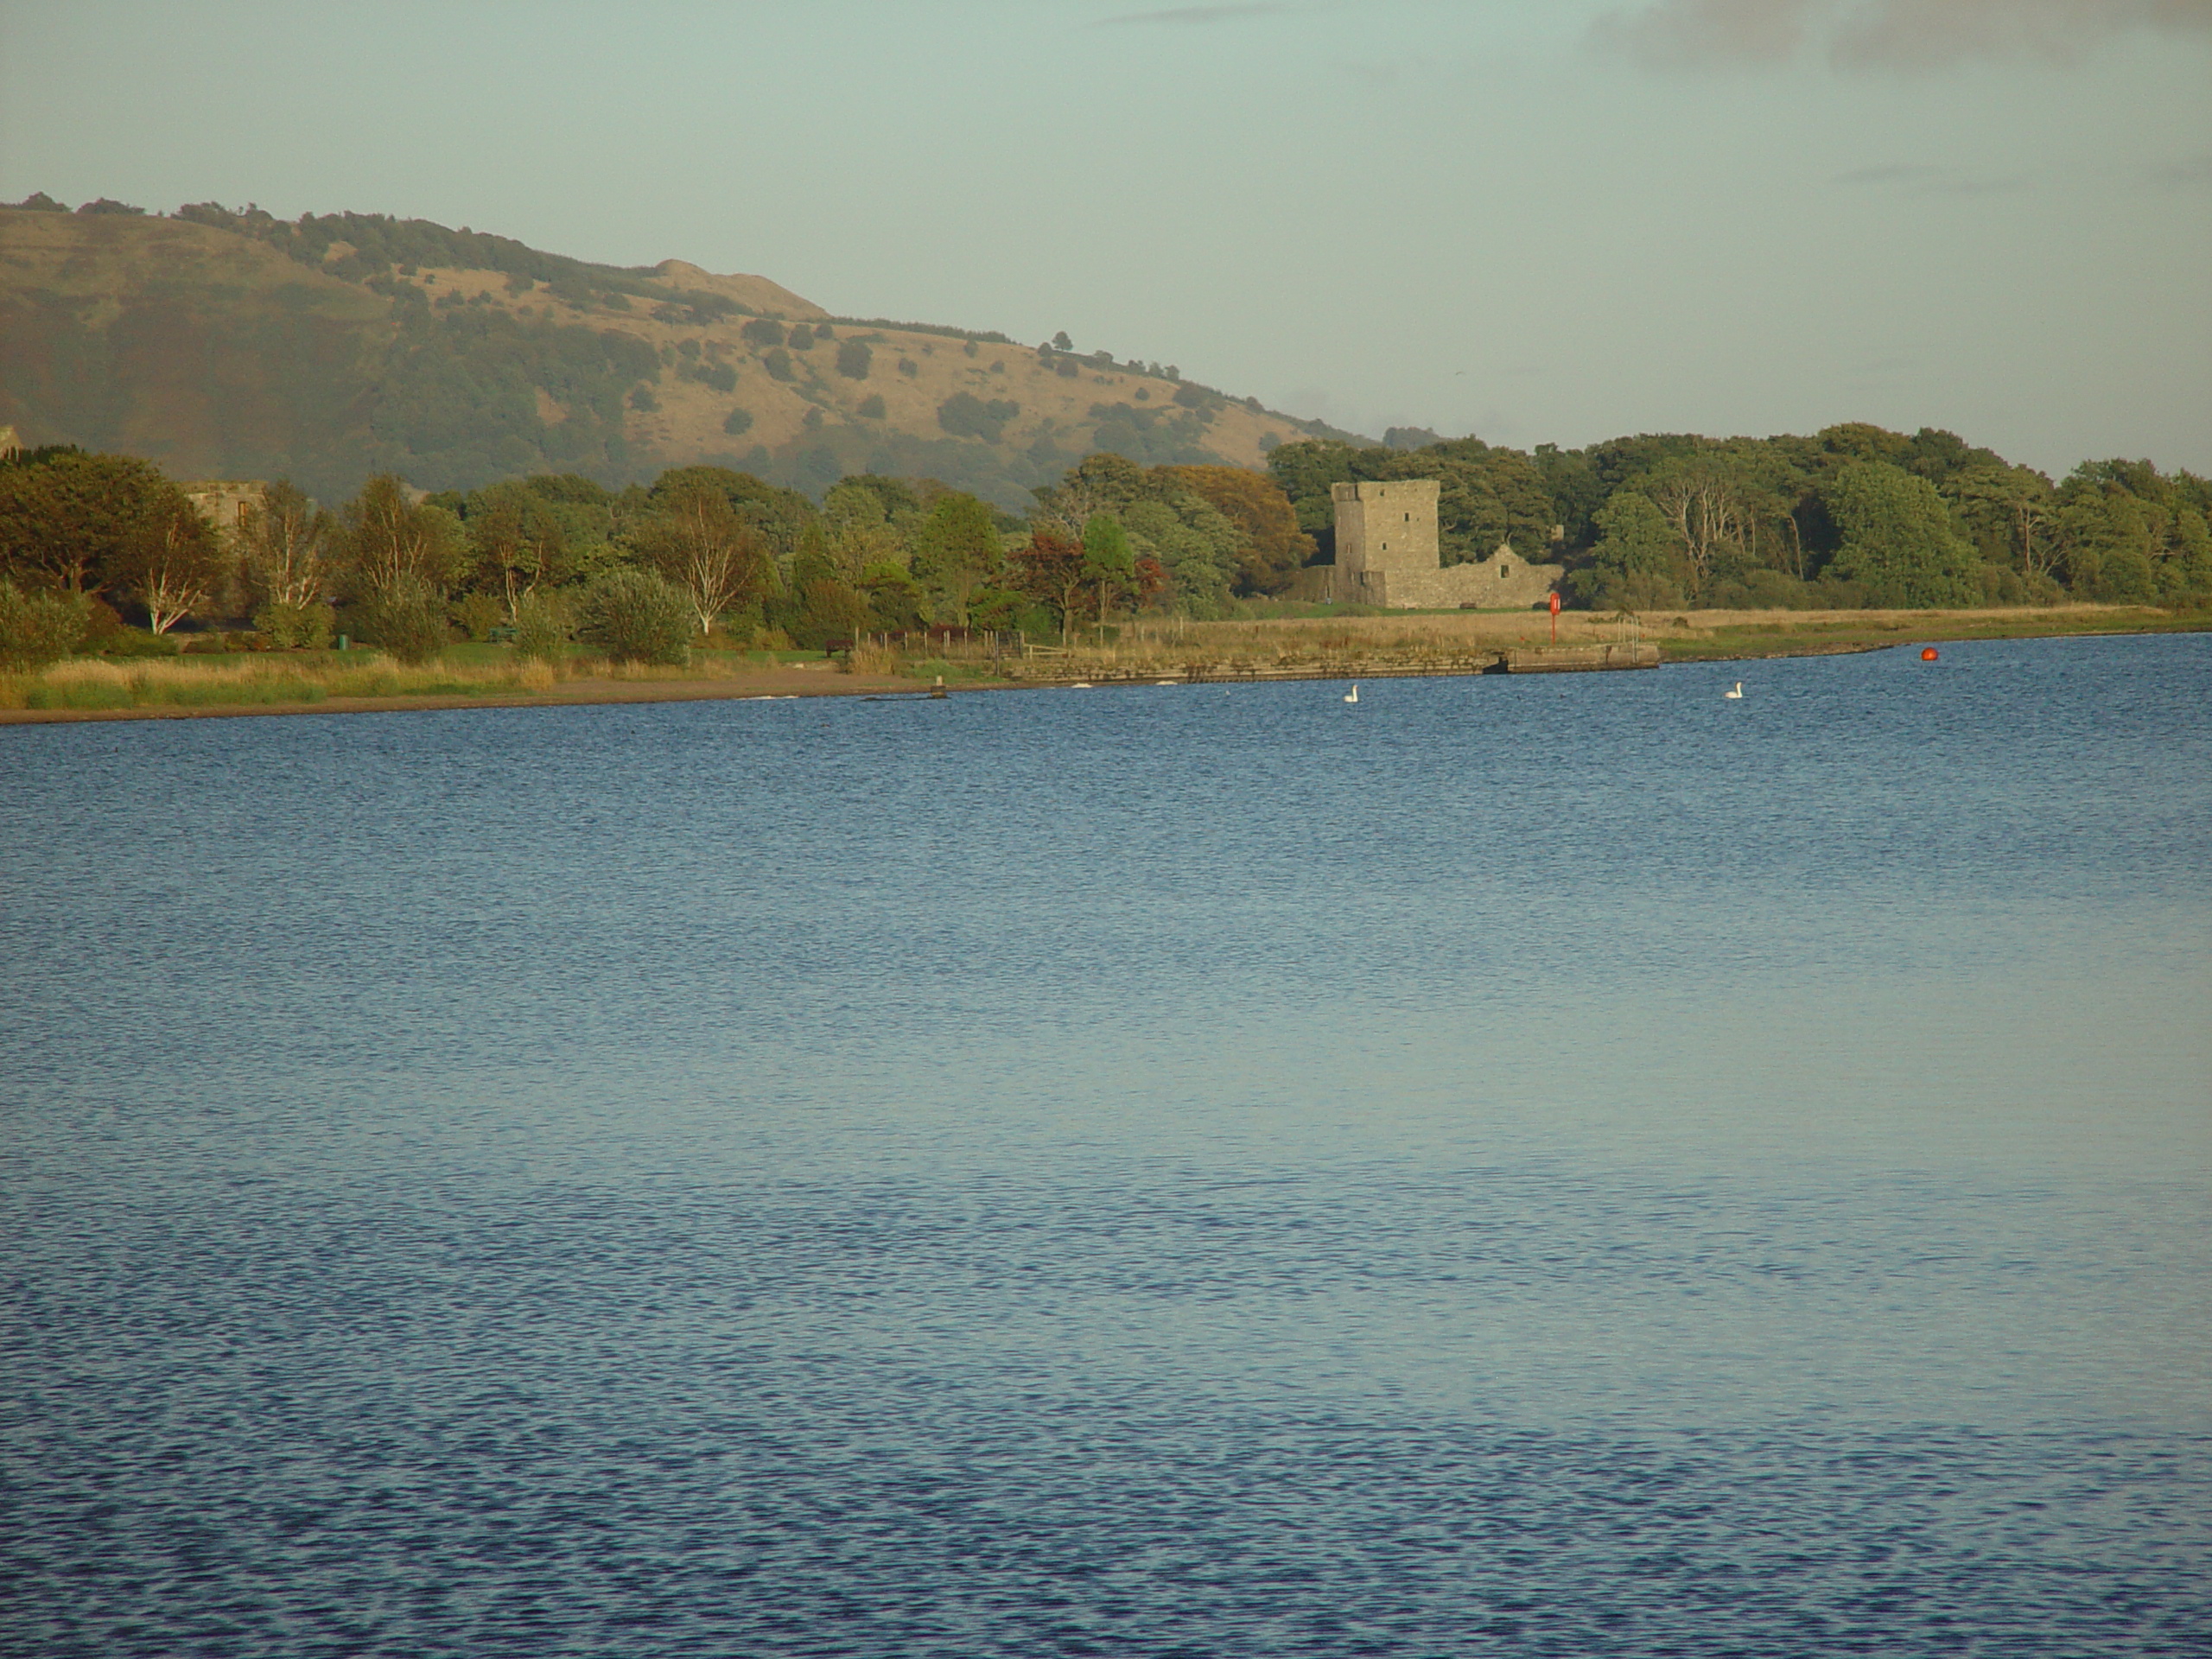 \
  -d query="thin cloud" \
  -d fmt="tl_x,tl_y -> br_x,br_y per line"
1832,162 -> 1944,183
1592,1 -> 2212,72
2138,153 -> 2212,188
1093,3 -> 1297,25
1830,161 -> 2032,193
